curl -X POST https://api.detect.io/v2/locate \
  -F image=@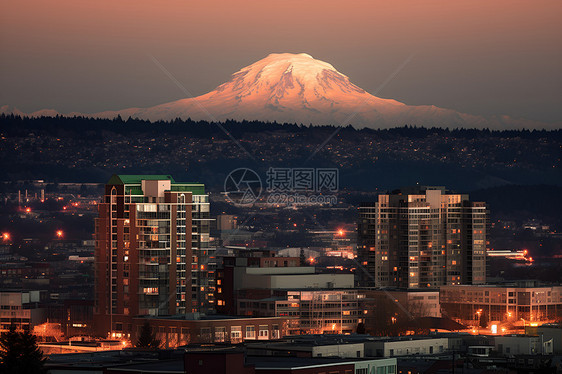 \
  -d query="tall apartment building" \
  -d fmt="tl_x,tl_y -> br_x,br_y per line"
94,175 -> 215,338
358,186 -> 487,288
